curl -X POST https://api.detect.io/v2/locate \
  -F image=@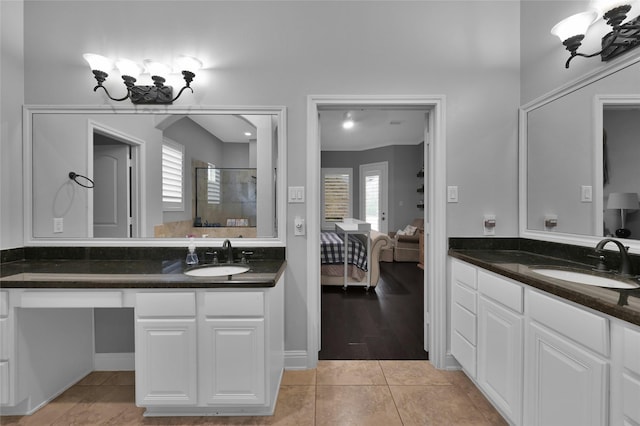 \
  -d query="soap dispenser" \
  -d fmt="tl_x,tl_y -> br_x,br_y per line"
186,237 -> 199,265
